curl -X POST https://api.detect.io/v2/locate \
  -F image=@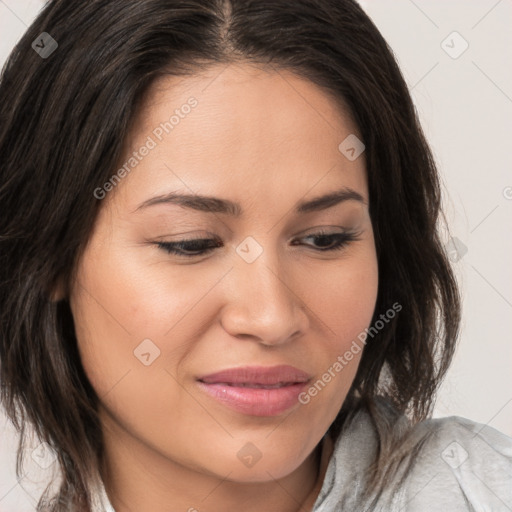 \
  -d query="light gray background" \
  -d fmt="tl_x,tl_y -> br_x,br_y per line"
1,0 -> 511,510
